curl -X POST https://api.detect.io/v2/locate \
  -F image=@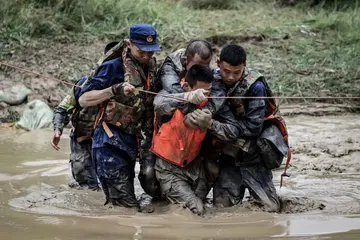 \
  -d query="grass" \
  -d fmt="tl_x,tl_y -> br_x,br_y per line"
1,0 -> 360,100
